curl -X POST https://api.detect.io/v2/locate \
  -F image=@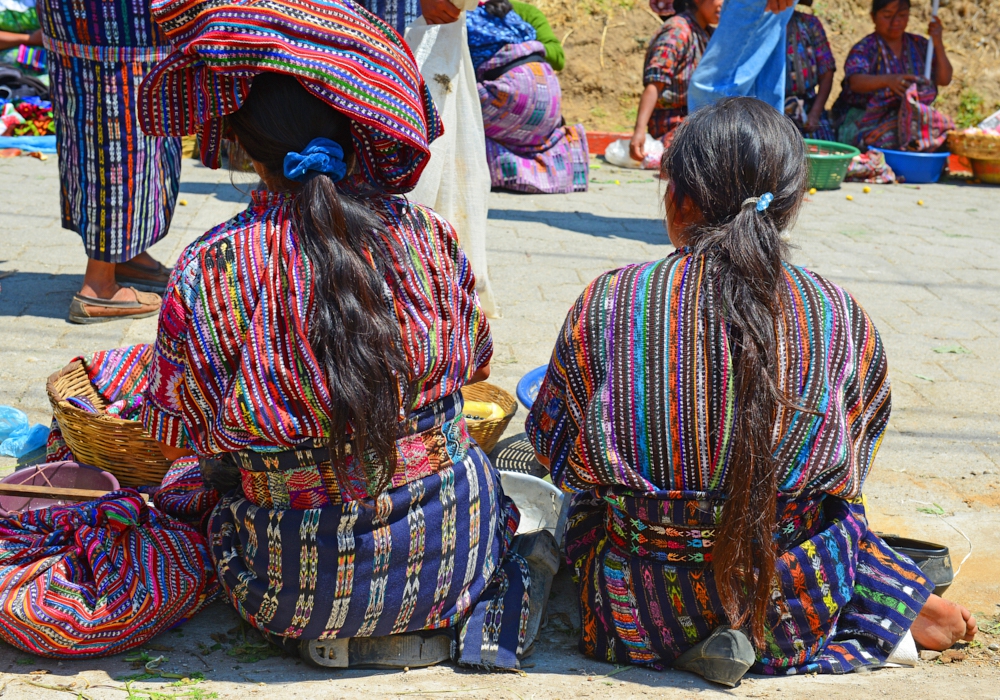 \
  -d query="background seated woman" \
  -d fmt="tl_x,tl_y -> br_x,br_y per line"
629,0 -> 721,163
527,97 -> 976,687
784,0 -> 836,141
833,0 -> 953,151
467,0 -> 587,194
140,0 -> 530,670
